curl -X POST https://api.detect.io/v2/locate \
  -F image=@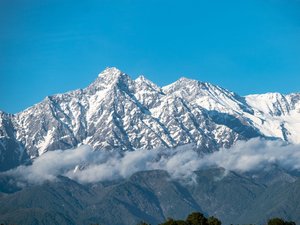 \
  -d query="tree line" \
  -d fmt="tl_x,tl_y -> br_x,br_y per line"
1,213 -> 296,225
137,212 -> 296,225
